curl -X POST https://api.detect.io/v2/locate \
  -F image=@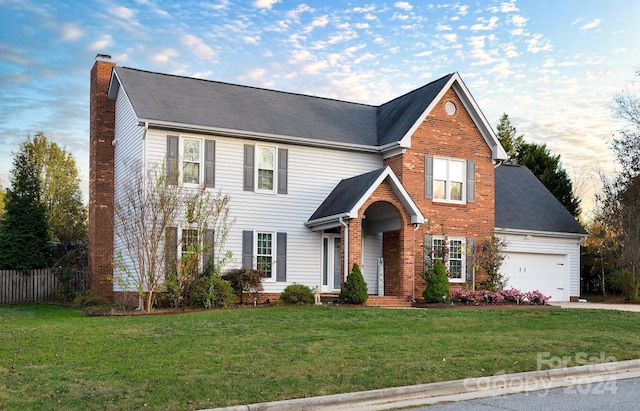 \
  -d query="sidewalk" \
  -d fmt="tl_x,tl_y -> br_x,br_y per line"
200,359 -> 640,411
551,301 -> 640,312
